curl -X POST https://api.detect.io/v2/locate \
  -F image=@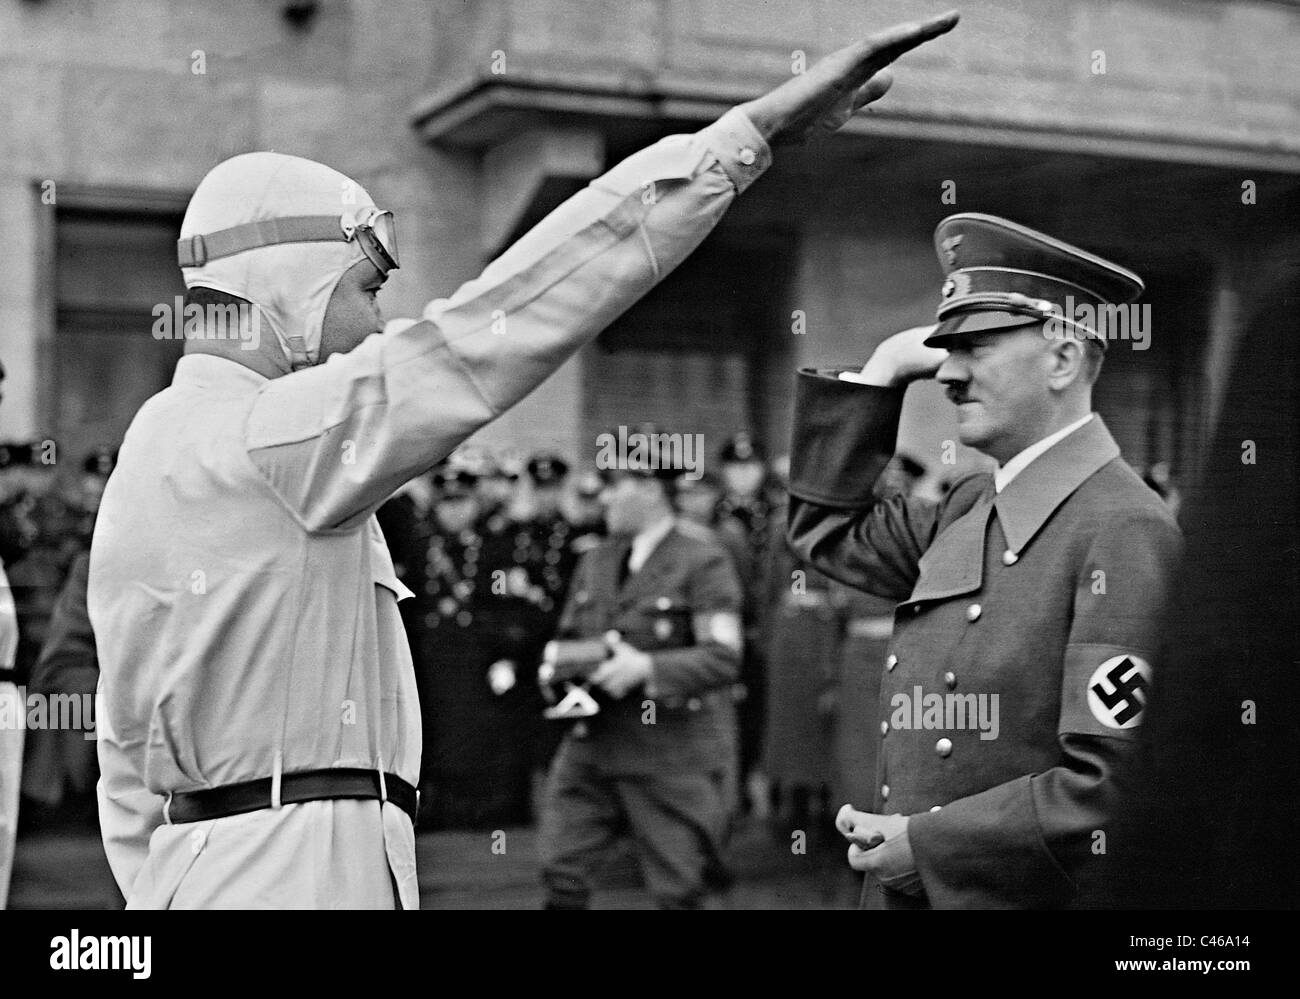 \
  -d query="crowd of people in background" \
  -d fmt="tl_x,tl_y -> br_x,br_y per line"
0,441 -> 117,827
369,430 -> 946,841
